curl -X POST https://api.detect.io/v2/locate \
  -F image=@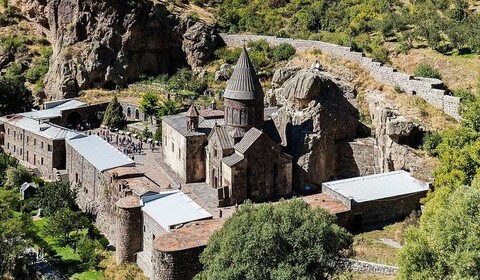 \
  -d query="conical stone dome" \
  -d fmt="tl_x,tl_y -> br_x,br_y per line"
224,47 -> 264,100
